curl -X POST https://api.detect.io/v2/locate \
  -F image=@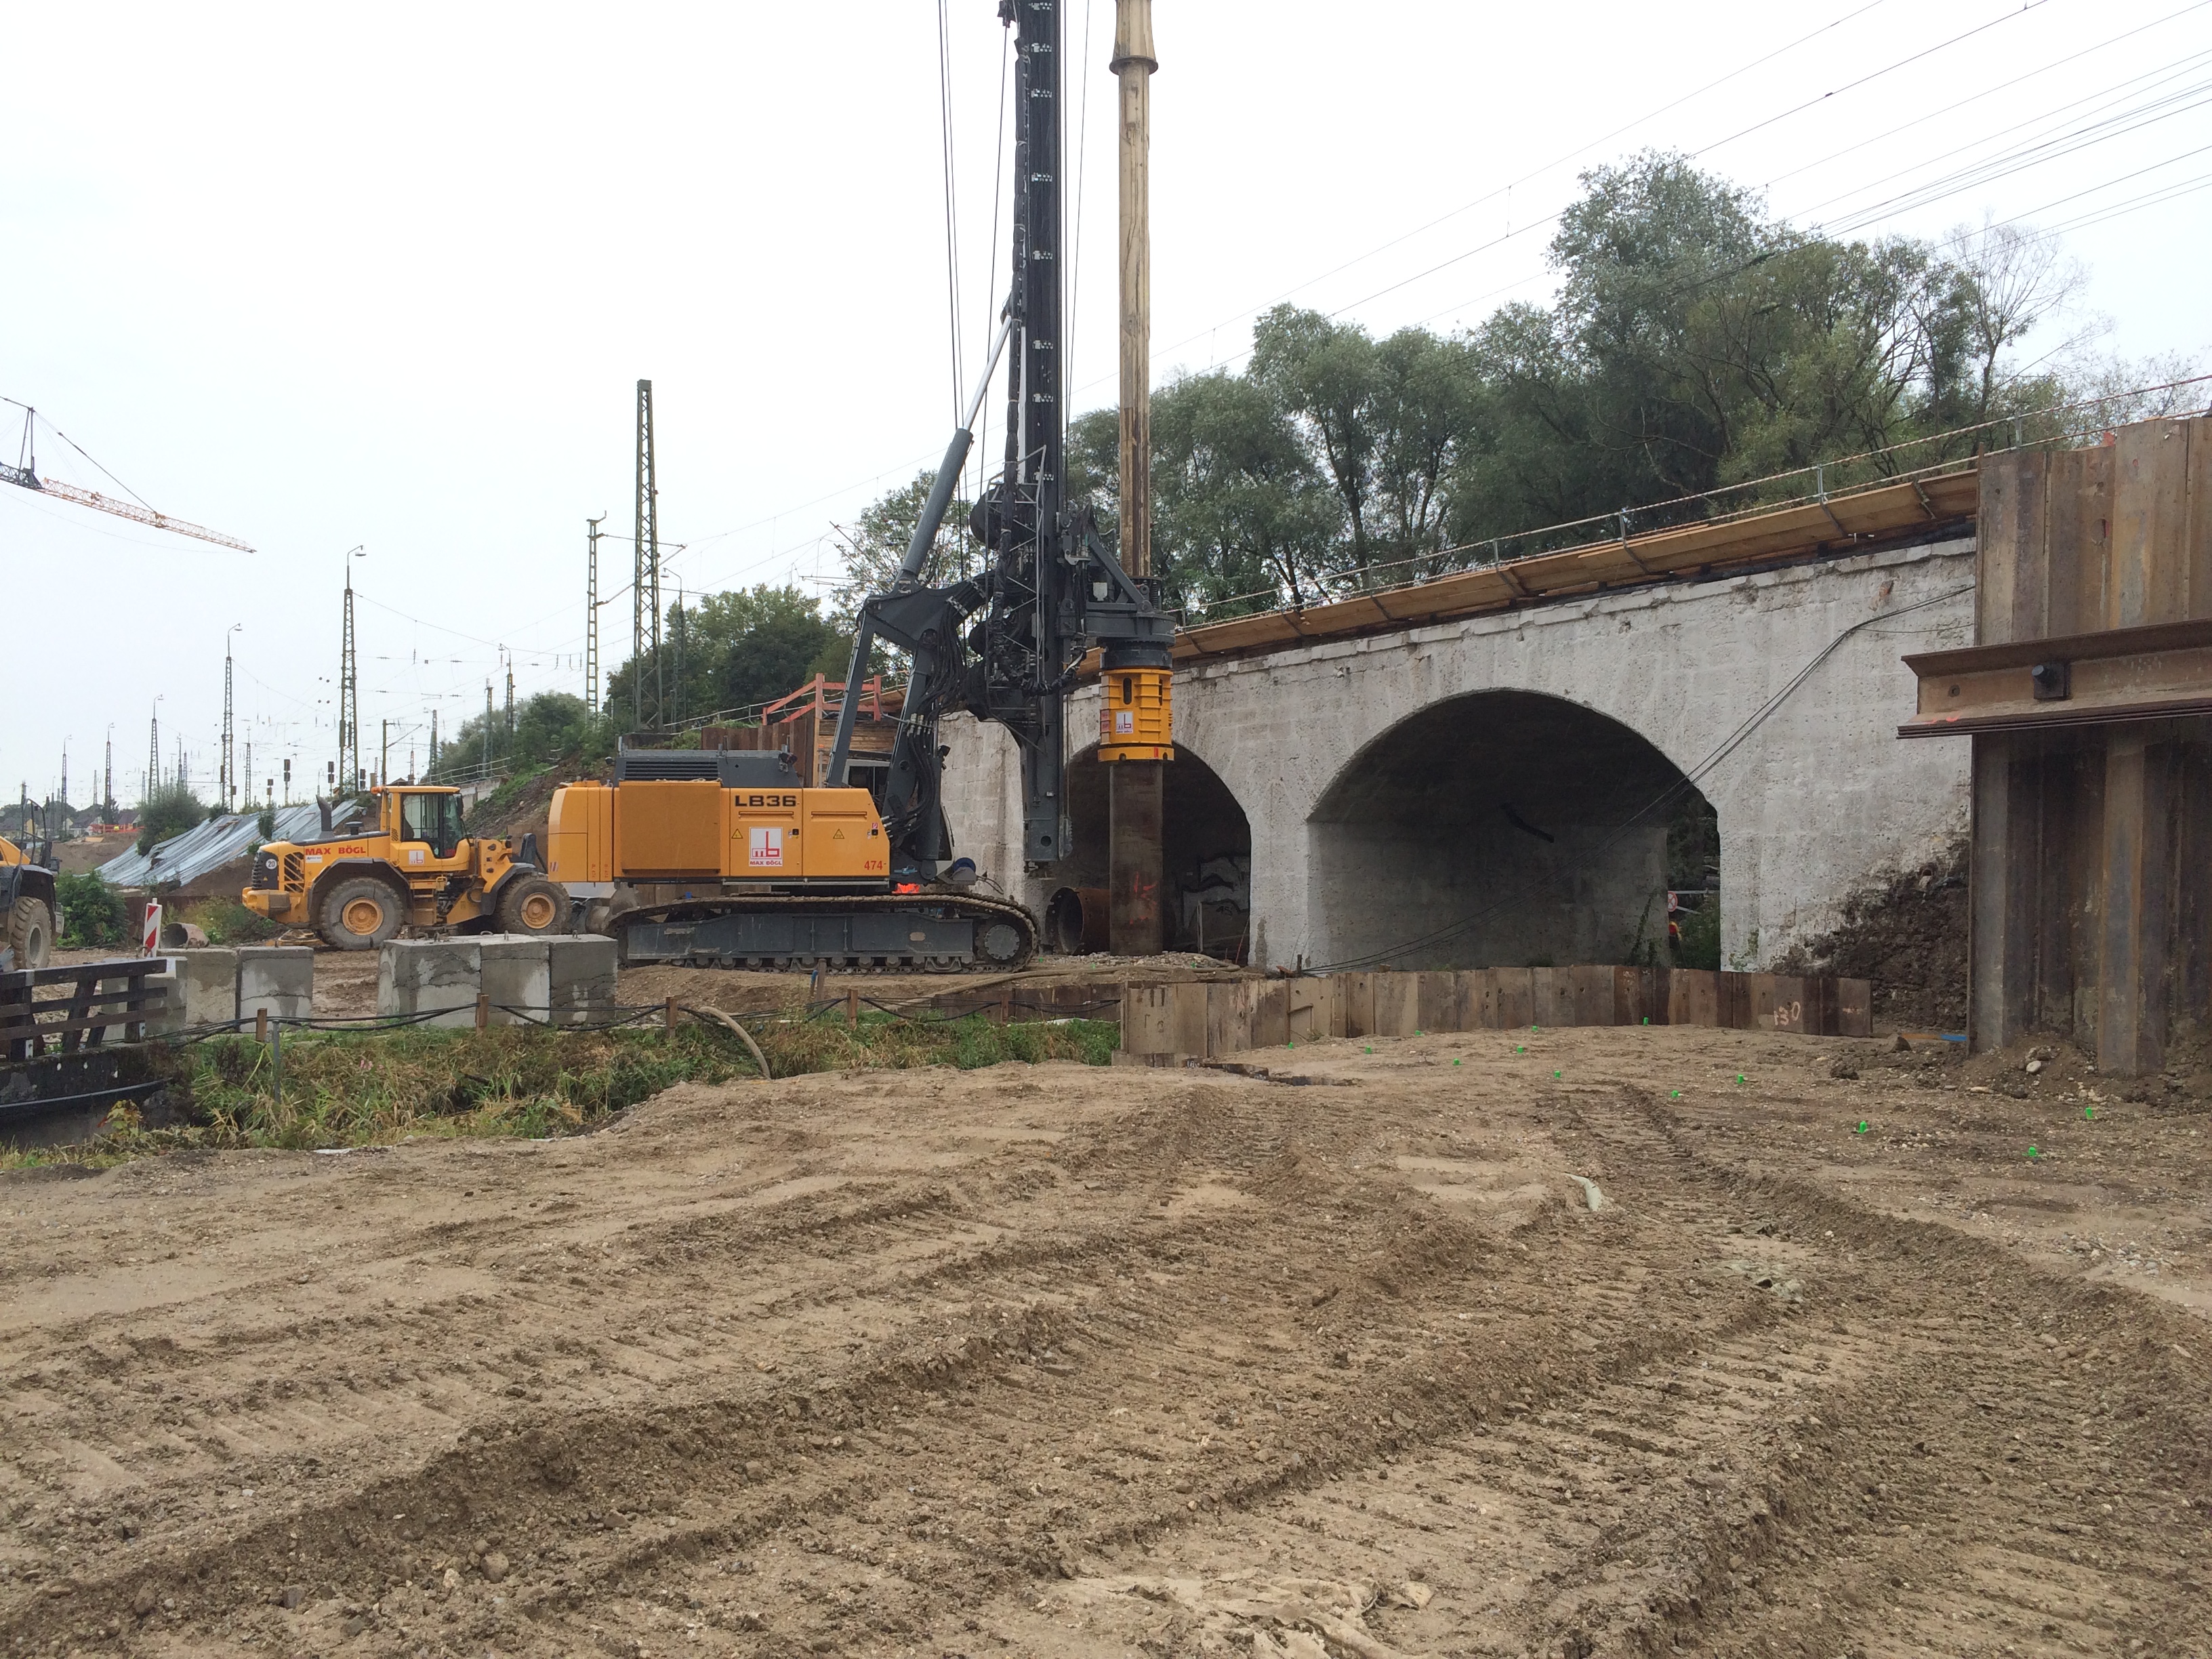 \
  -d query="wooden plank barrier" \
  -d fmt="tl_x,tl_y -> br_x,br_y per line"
1,958 -> 171,1062
1118,964 -> 1872,1061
